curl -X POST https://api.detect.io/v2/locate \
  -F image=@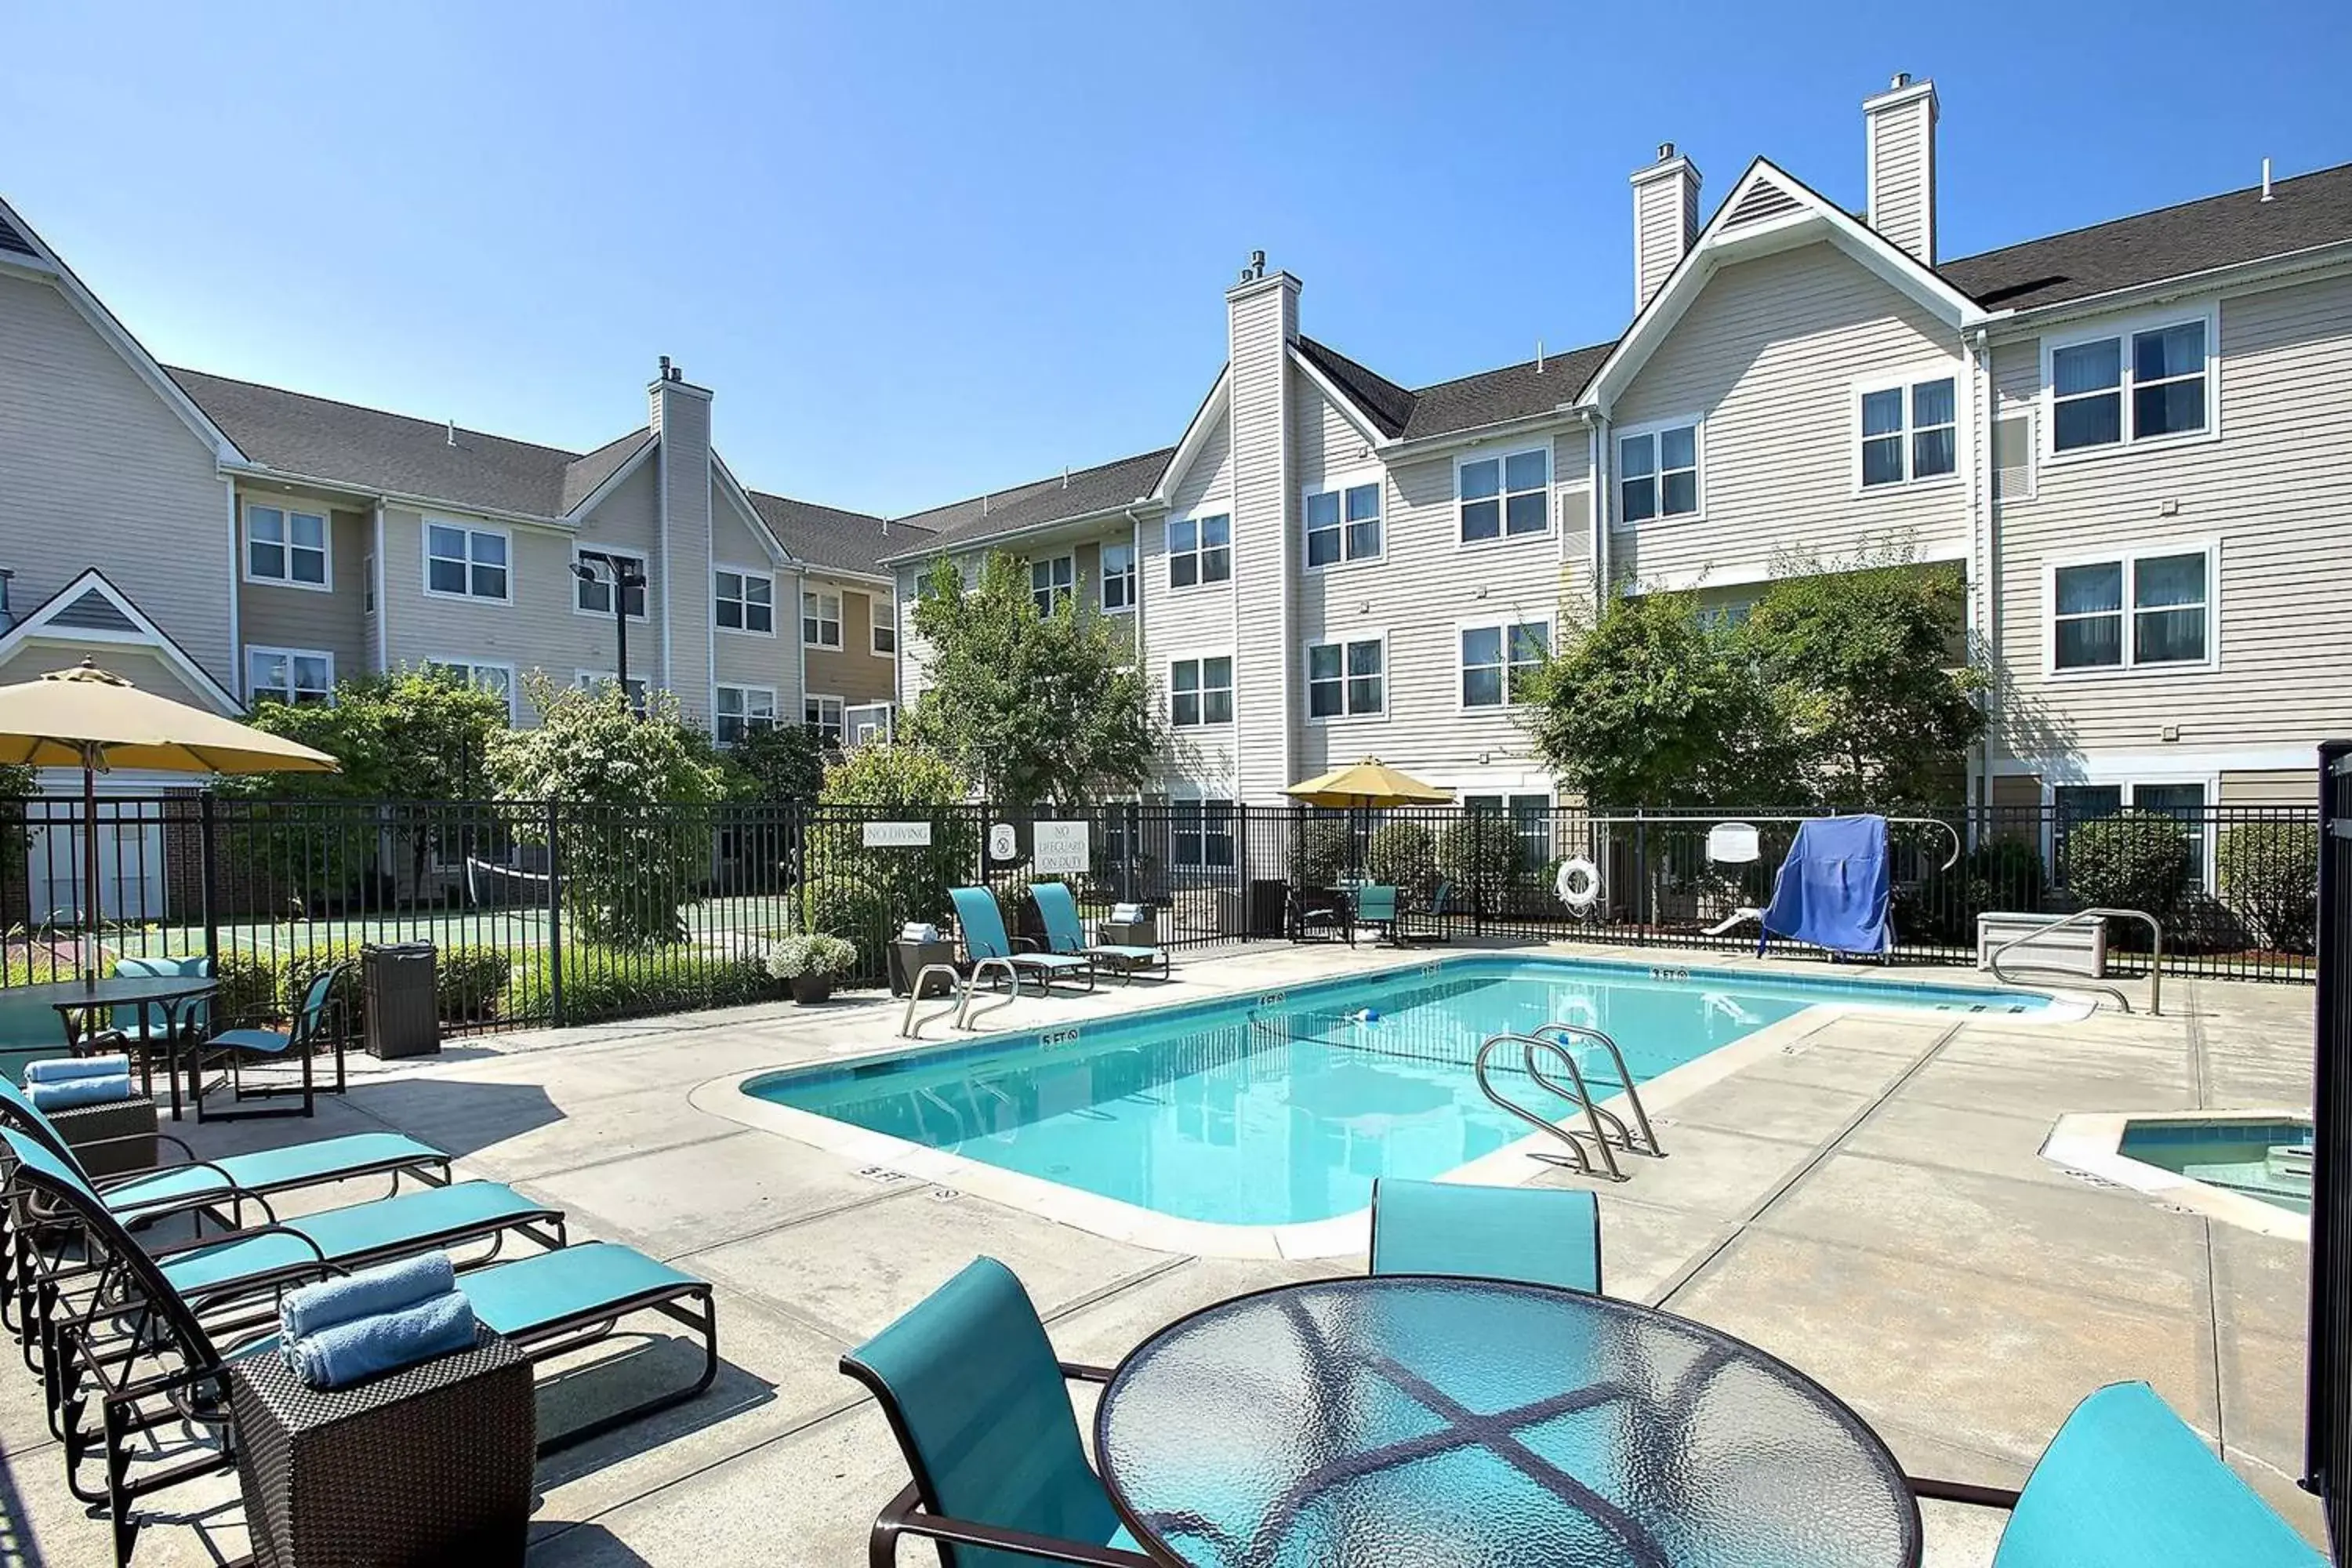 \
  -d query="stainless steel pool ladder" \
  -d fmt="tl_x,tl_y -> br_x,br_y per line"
1473,1027 -> 1664,1183
1987,907 -> 2162,1015
898,957 -> 1025,1039
1535,1022 -> 1664,1162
